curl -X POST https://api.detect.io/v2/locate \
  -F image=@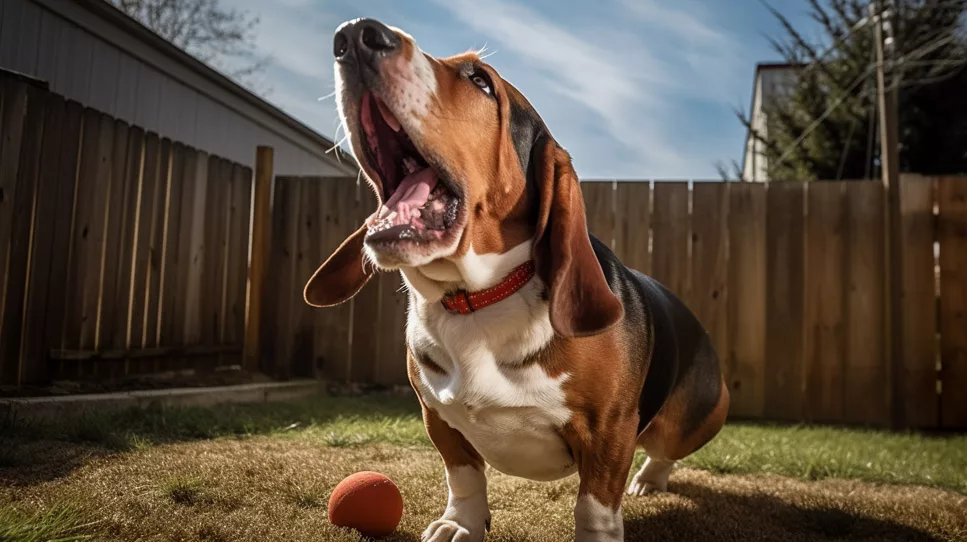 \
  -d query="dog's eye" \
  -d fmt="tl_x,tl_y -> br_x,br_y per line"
470,71 -> 493,96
